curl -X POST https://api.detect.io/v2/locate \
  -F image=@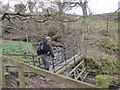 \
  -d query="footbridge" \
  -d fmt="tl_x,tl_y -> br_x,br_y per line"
1,51 -> 96,88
